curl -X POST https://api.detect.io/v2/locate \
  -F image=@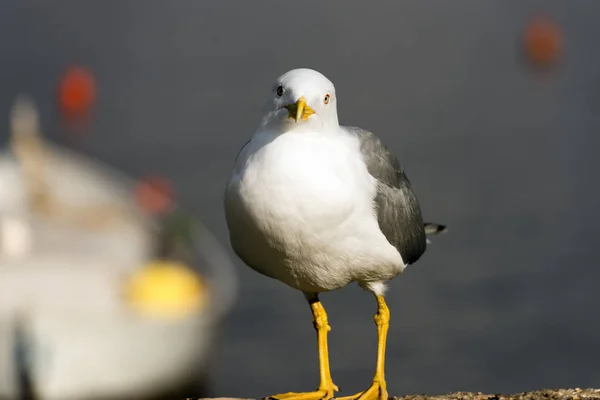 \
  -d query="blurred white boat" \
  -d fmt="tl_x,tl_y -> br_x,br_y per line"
0,96 -> 237,400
